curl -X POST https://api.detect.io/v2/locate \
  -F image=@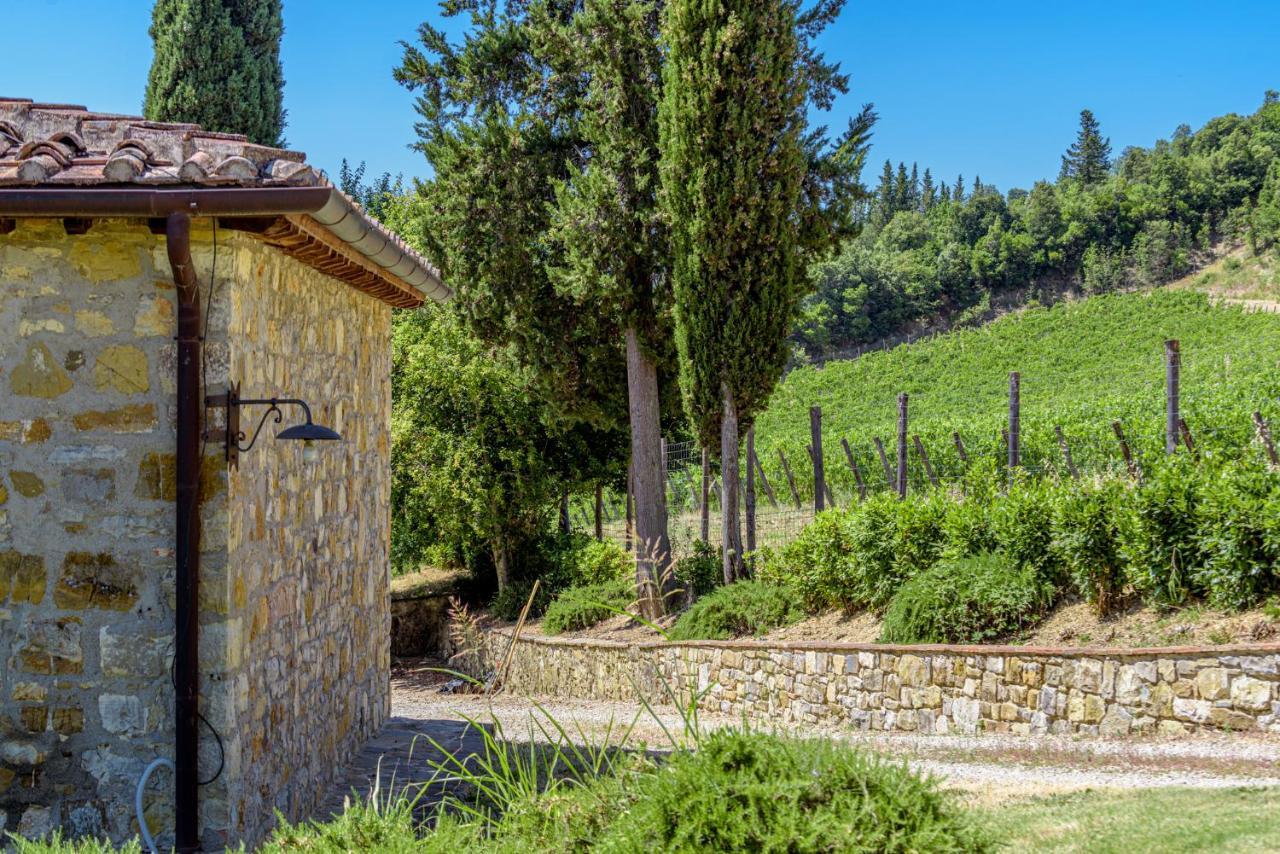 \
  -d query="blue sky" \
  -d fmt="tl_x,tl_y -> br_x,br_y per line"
4,1 -> 1278,193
